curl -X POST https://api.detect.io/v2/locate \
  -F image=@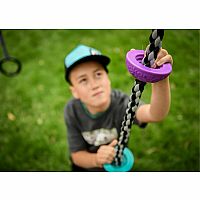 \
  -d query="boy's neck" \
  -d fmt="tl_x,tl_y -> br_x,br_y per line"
81,98 -> 111,118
